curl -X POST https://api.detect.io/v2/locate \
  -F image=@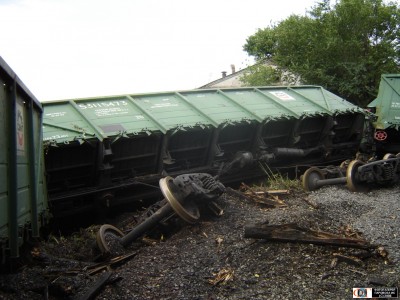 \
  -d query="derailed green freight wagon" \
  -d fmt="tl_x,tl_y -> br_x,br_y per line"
367,74 -> 400,154
42,86 -> 365,217
0,57 -> 49,262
